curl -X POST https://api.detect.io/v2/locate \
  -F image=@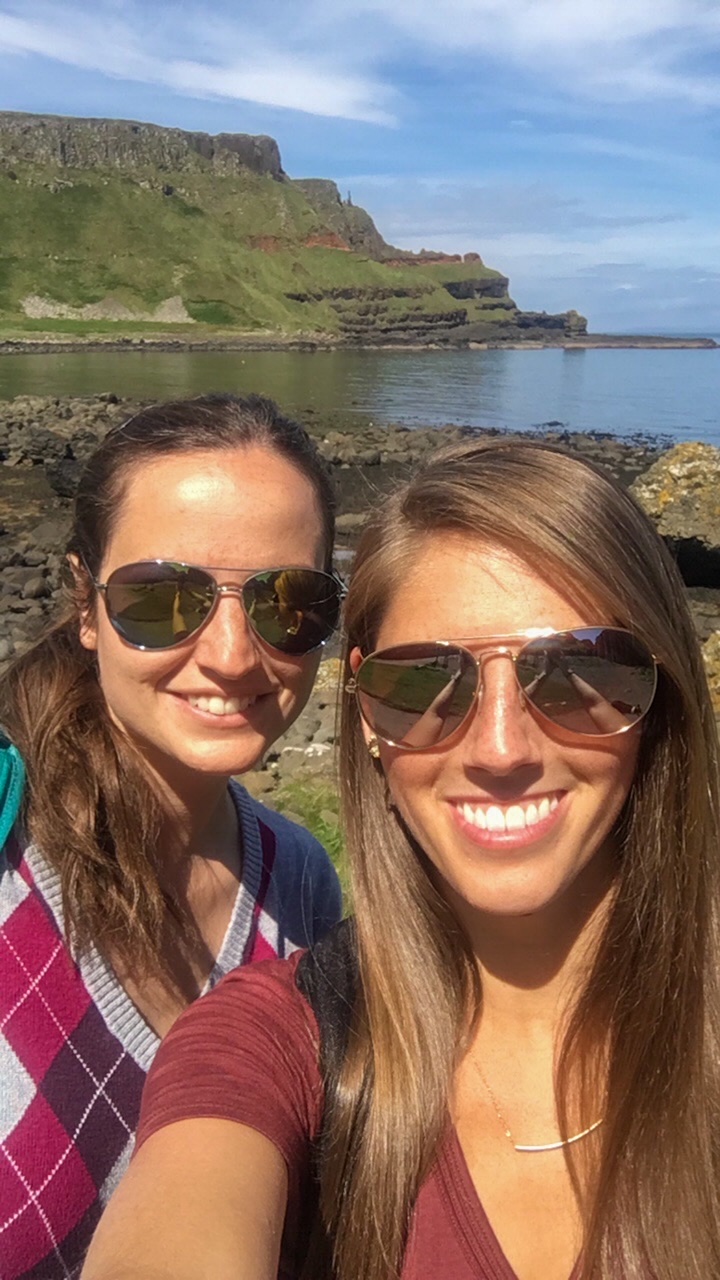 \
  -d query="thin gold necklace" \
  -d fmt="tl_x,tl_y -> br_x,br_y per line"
474,1062 -> 604,1154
